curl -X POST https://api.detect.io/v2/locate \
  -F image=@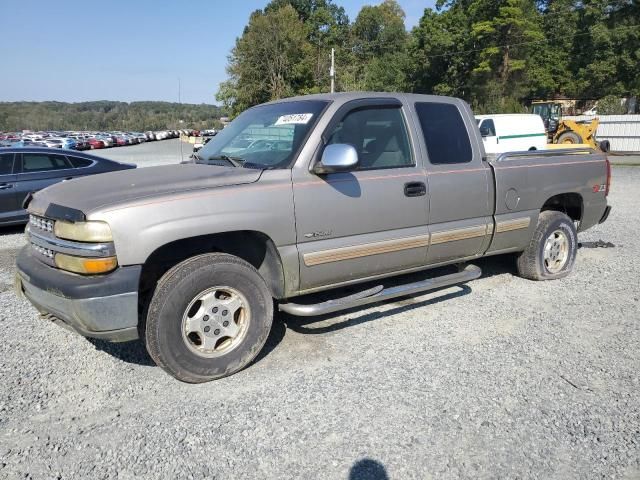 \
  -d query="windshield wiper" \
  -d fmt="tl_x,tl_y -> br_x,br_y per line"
205,154 -> 245,167
242,162 -> 272,170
